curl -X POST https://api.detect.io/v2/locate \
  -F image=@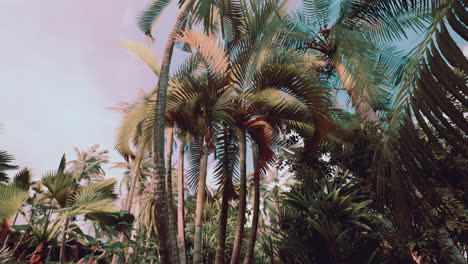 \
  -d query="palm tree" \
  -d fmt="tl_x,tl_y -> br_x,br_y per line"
137,1 -> 193,261
115,40 -> 208,263
171,2 -> 332,263
0,169 -> 30,241
280,171 -> 375,264
167,51 -> 235,263
110,88 -> 156,264
1,168 -> 31,248
41,151 -> 112,264
279,0 -> 420,128
213,126 -> 239,264
68,145 -> 110,181
0,151 -> 18,183
111,156 -> 152,212
137,1 -> 249,261
27,154 -> 118,263
285,1 -> 467,261
176,132 -> 189,263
